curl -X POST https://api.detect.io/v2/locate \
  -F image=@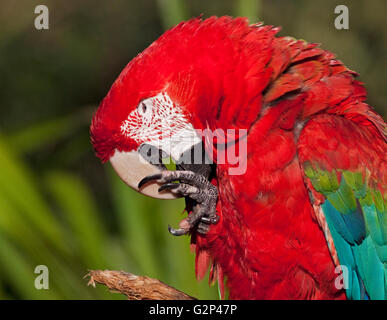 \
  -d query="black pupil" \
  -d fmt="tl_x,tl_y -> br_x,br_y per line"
141,103 -> 147,113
